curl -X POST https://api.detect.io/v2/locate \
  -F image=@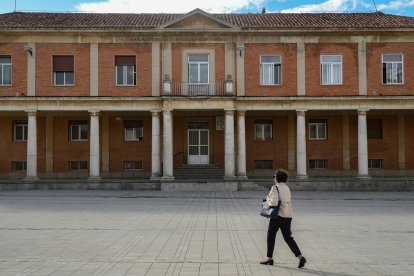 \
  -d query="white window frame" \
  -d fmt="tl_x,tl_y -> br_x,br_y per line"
254,123 -> 273,140
320,55 -> 342,85
54,71 -> 74,86
260,55 -> 281,85
116,64 -> 136,86
69,122 -> 88,141
382,54 -> 404,85
0,56 -> 12,86
188,54 -> 209,84
13,120 -> 28,141
309,122 -> 327,140
124,126 -> 143,141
